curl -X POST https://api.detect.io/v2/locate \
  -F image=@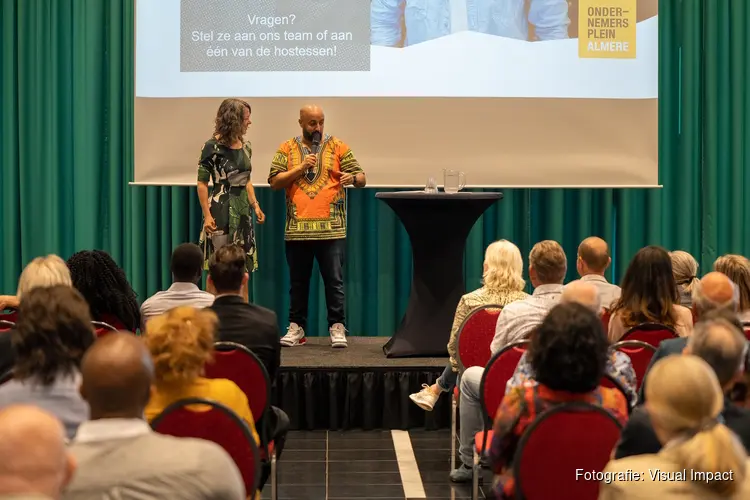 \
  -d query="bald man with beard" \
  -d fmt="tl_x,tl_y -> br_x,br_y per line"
566,237 -> 621,310
0,405 -> 75,500
269,105 -> 367,349
64,333 -> 245,500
